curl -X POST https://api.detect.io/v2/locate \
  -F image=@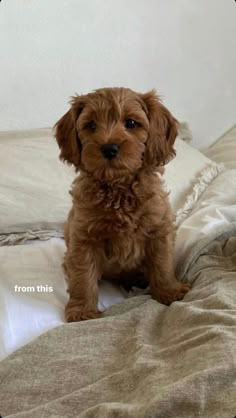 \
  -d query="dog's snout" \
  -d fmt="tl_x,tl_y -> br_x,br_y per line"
101,144 -> 119,160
